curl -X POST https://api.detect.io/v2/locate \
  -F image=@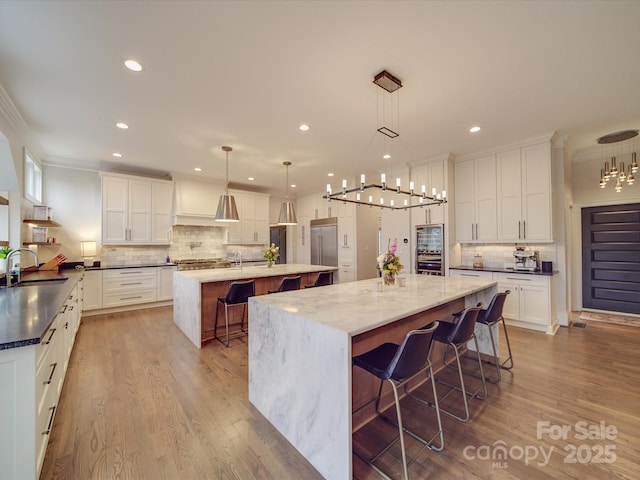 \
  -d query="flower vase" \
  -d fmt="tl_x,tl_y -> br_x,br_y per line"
267,259 -> 273,268
383,272 -> 395,287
